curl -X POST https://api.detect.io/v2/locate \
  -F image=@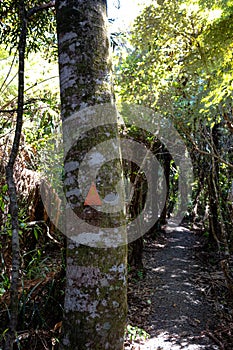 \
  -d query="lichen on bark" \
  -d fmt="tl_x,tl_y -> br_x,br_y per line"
55,1 -> 127,349
56,0 -> 112,120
